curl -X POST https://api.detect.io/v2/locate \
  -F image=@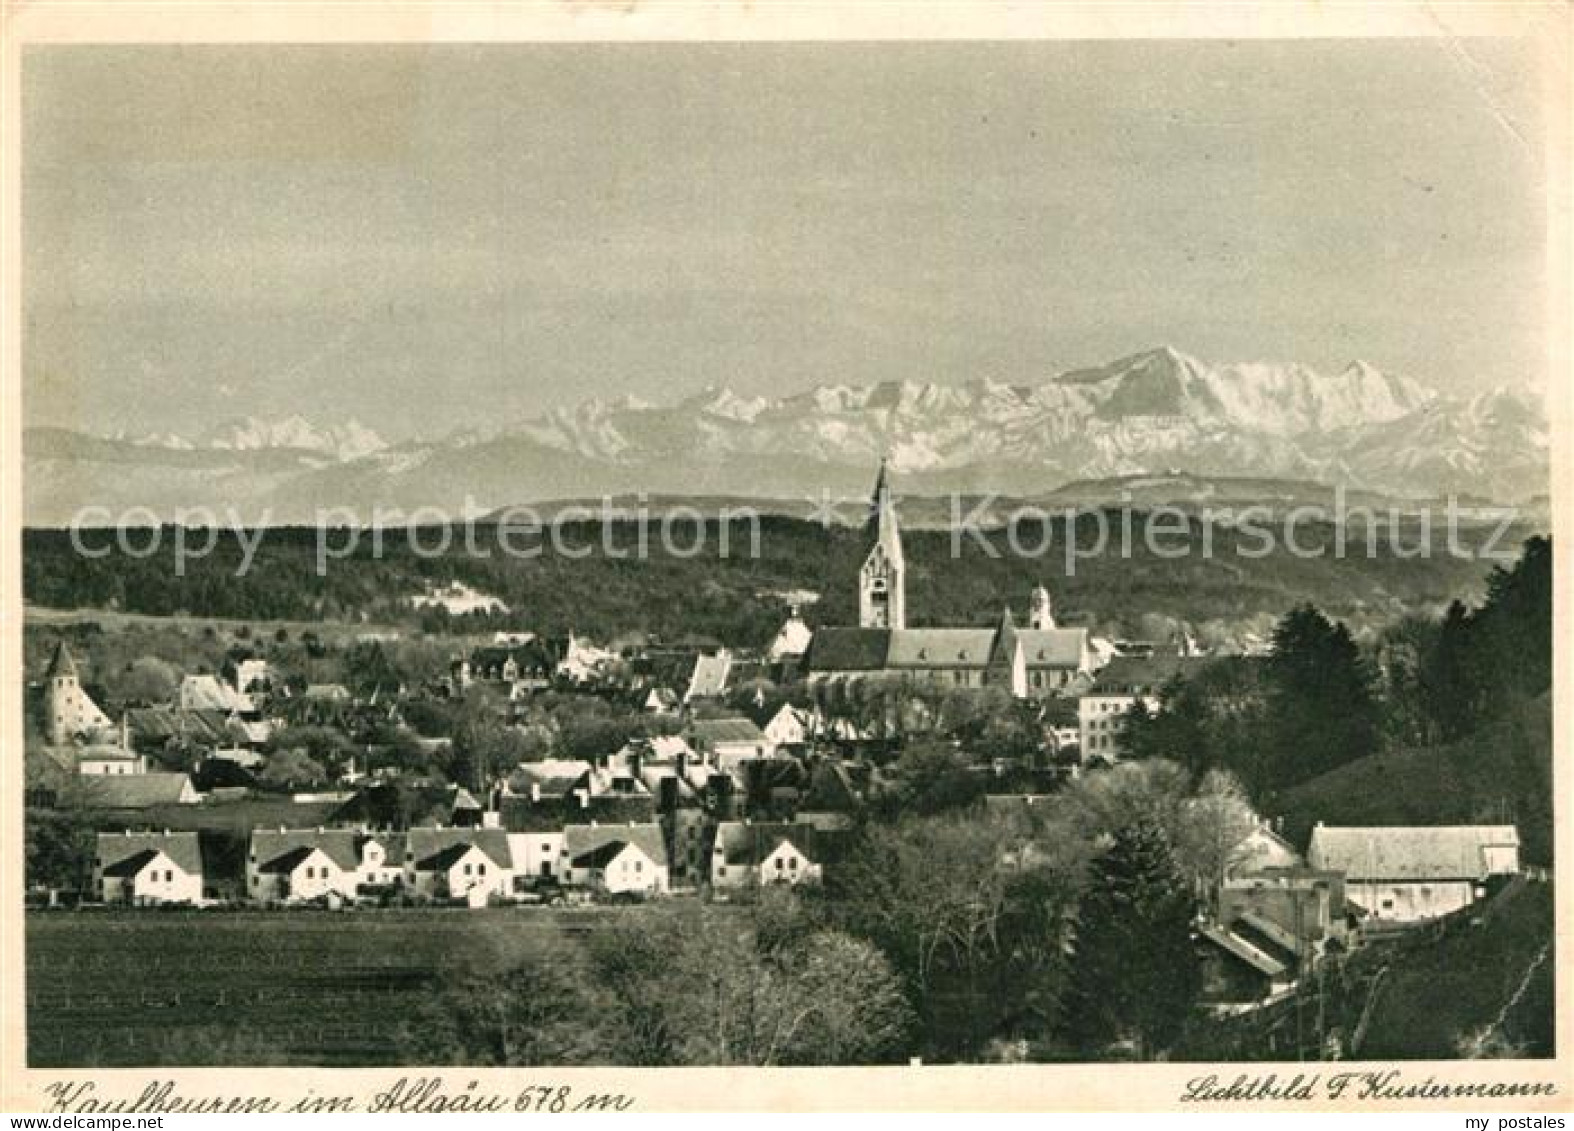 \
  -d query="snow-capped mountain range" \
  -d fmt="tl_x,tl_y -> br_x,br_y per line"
106,415 -> 389,463
24,347 -> 1549,524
